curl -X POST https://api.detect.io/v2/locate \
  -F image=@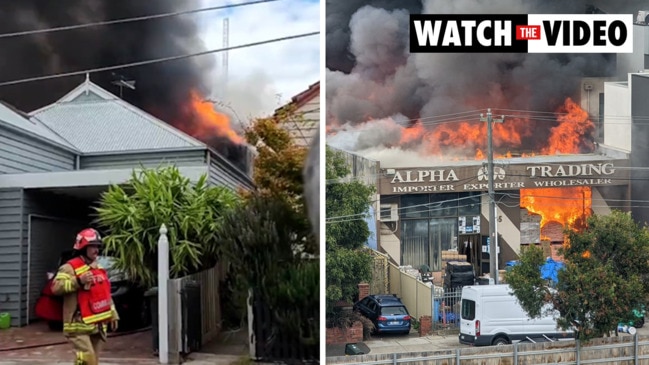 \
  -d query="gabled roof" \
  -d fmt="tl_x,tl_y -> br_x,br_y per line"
0,100 -> 77,152
29,76 -> 206,154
